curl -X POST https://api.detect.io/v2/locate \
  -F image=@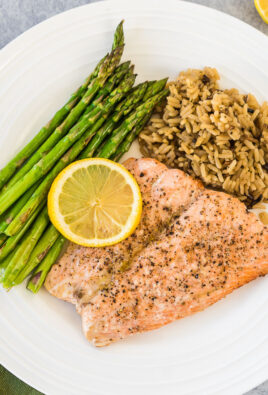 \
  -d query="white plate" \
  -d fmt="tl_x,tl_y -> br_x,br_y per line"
0,1 -> 267,394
